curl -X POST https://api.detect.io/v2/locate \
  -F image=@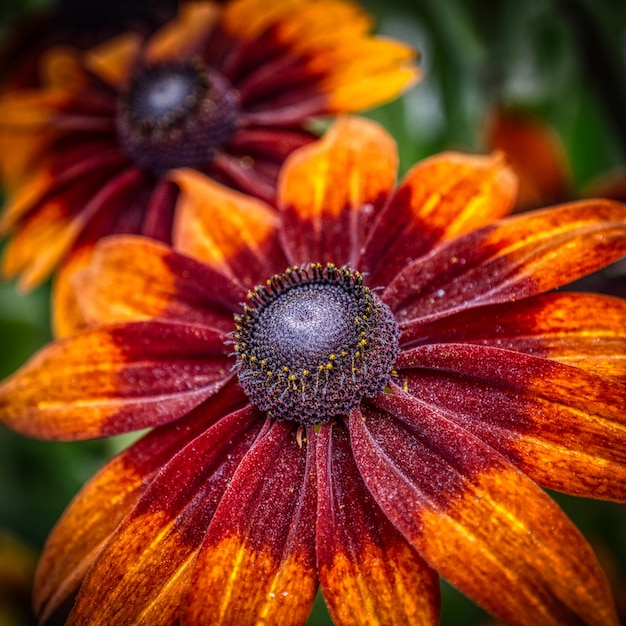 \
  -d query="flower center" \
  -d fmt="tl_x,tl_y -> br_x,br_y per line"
116,60 -> 240,175
234,264 -> 400,425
